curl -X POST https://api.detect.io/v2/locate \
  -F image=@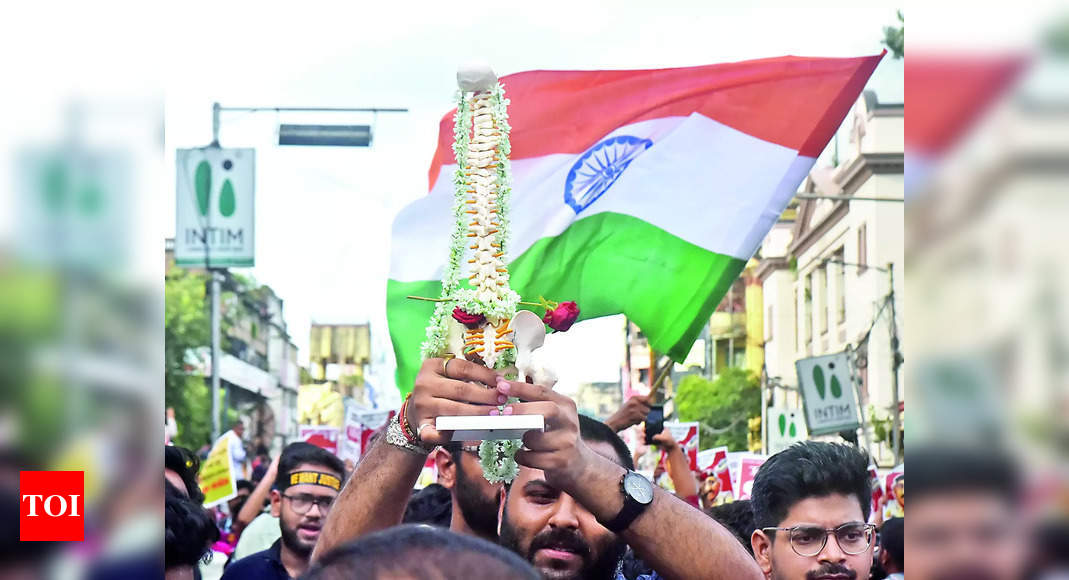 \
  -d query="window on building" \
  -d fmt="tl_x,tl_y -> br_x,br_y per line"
733,347 -> 746,368
766,305 -> 774,342
857,223 -> 868,274
834,247 -> 846,323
